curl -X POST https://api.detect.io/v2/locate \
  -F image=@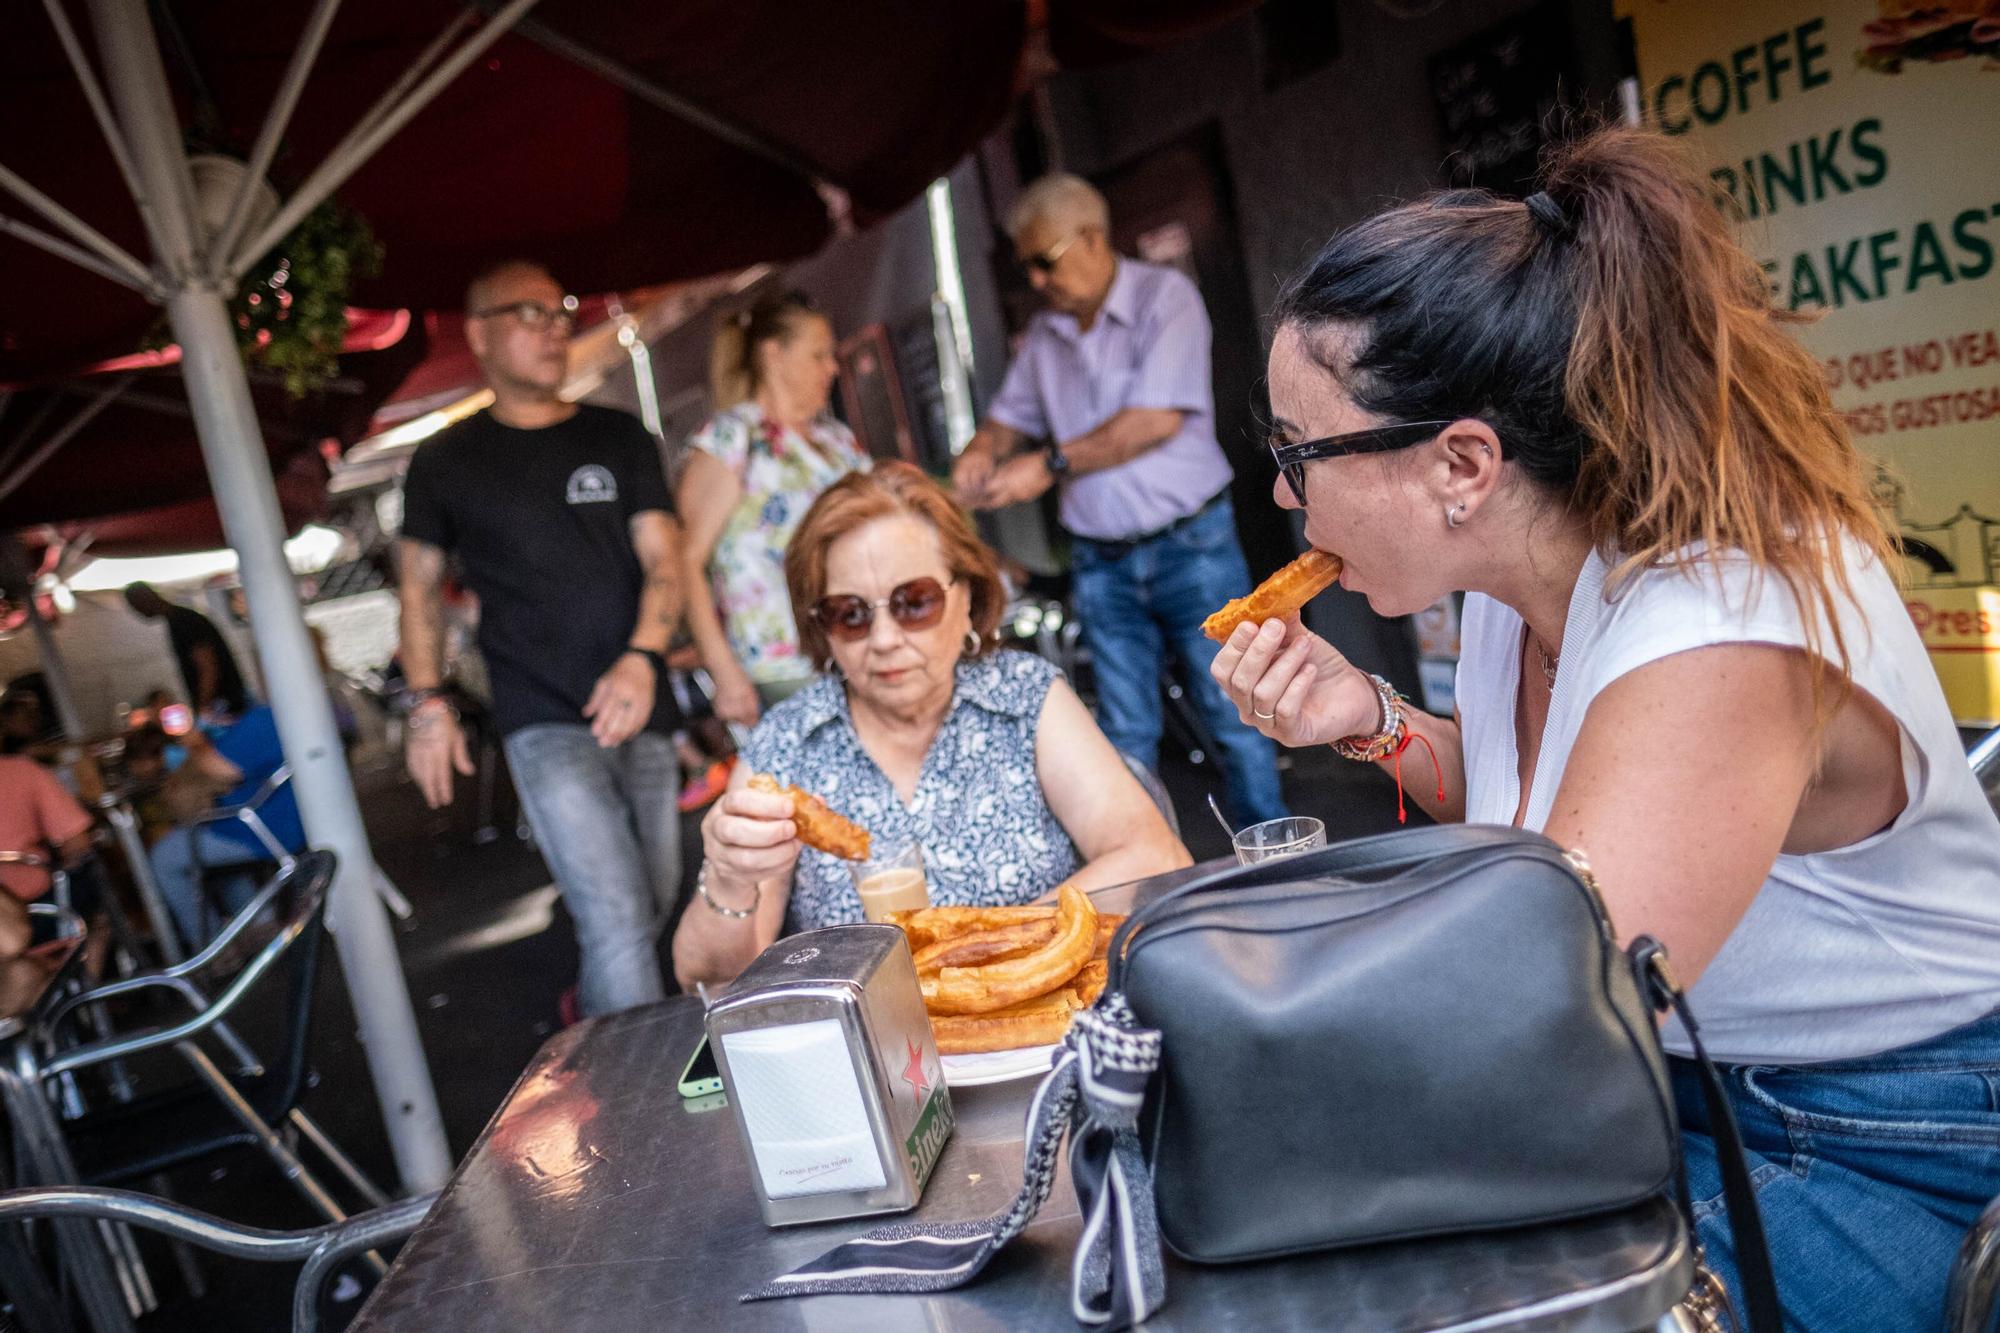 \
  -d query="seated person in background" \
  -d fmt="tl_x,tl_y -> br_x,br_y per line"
0,753 -> 95,904
0,753 -> 111,961
672,463 -> 1191,990
0,680 -> 58,760
150,705 -> 303,949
